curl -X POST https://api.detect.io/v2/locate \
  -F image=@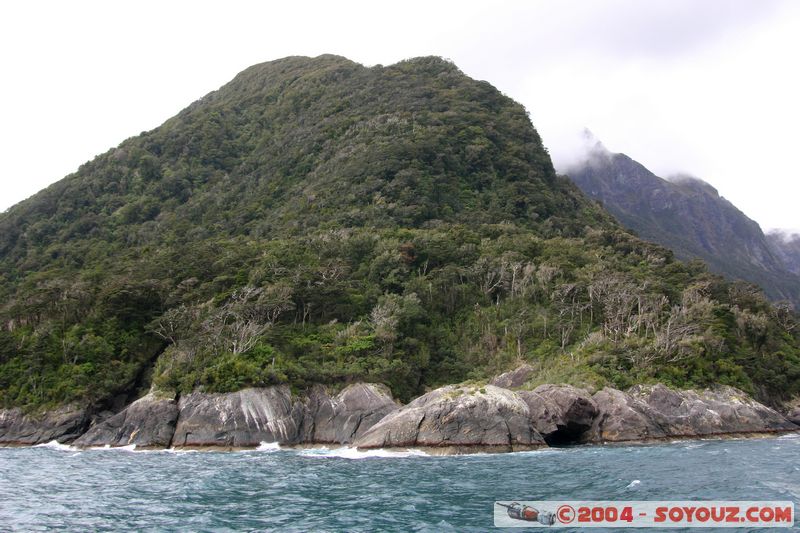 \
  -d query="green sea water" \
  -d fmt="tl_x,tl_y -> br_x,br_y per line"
1,435 -> 798,531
